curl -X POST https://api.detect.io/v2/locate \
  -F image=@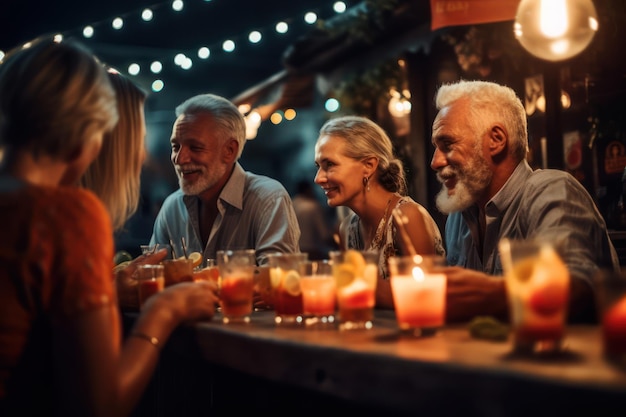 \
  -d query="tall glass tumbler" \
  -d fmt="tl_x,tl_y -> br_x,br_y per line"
216,249 -> 256,324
